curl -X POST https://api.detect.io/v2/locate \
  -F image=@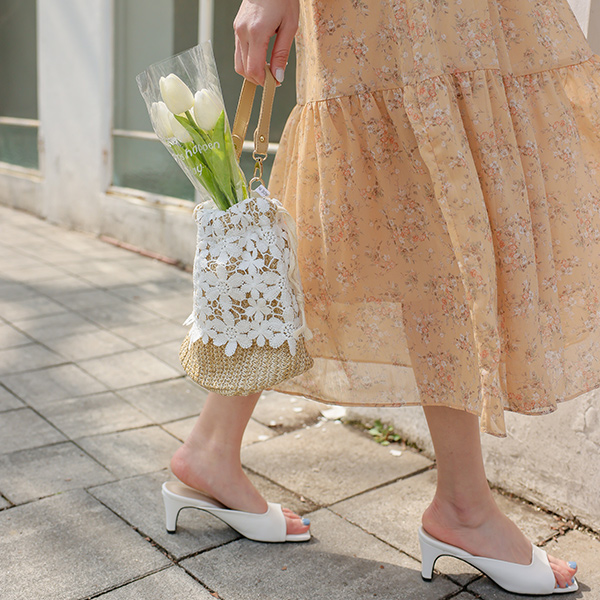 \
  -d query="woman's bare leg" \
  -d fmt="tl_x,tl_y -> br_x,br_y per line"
170,391 -> 310,535
422,406 -> 577,589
